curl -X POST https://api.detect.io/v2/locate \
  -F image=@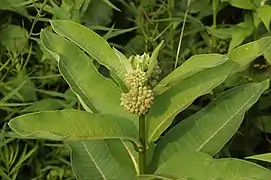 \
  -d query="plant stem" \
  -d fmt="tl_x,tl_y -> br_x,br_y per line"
139,115 -> 146,174
212,0 -> 217,29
